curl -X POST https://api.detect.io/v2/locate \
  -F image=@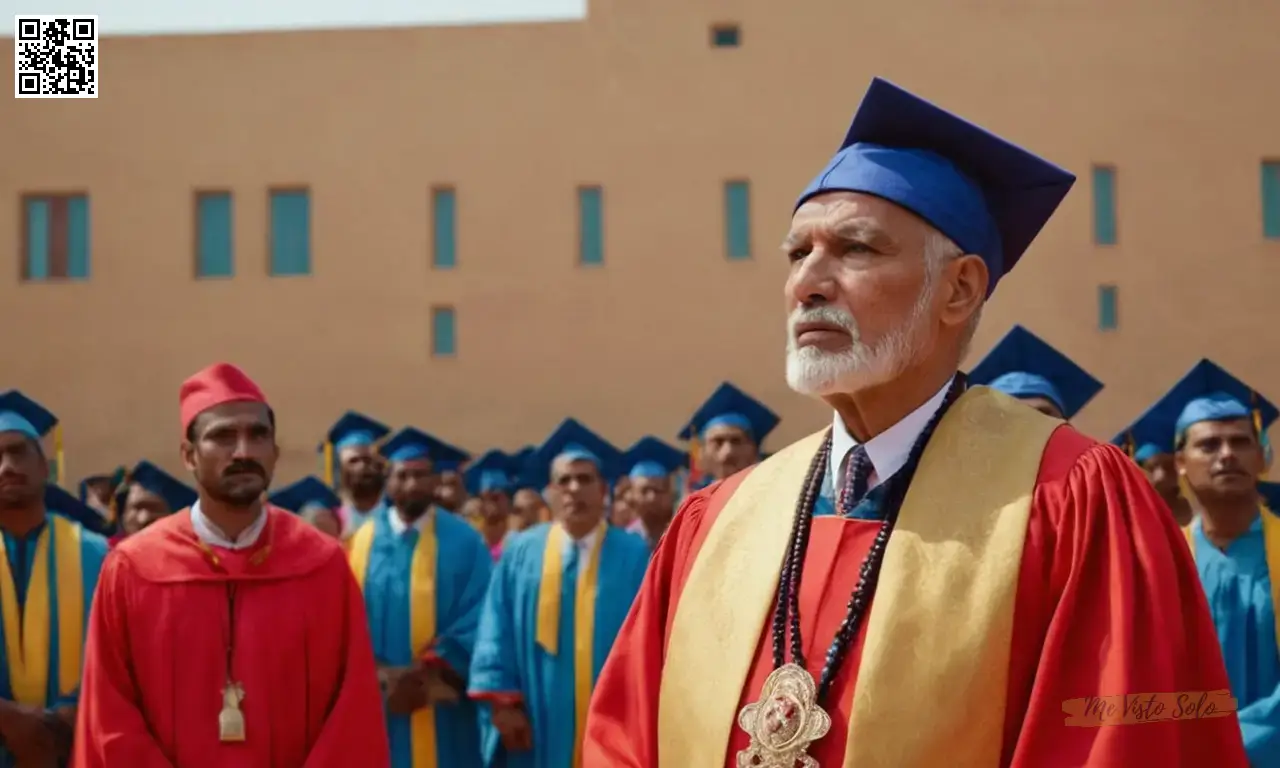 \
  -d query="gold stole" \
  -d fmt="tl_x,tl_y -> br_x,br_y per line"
349,514 -> 439,768
657,387 -> 1059,768
0,515 -> 86,707
535,523 -> 606,768
1183,507 -> 1280,652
